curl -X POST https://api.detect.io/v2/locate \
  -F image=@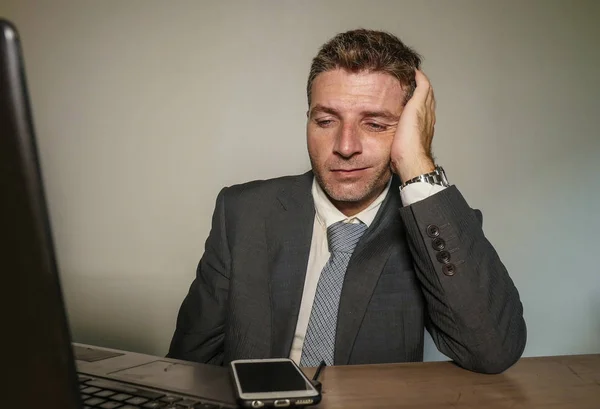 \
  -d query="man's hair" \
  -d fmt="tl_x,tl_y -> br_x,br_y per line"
307,29 -> 421,106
